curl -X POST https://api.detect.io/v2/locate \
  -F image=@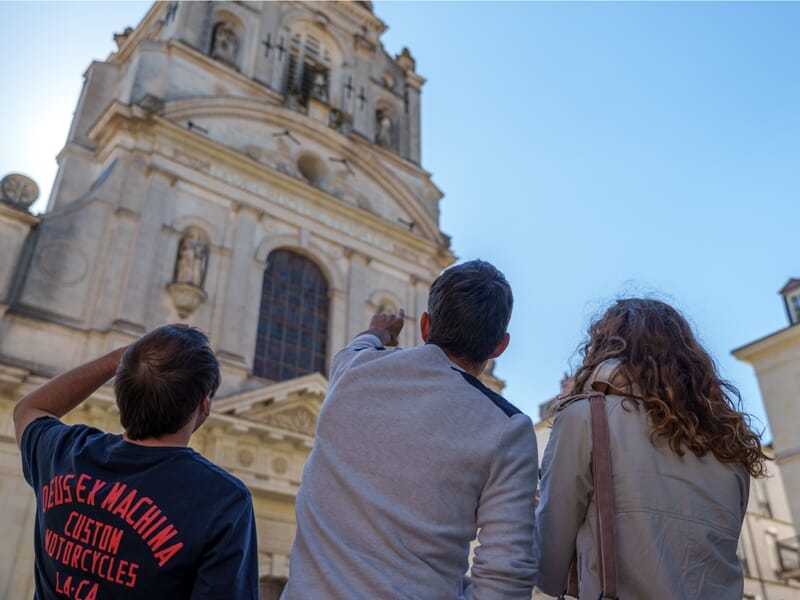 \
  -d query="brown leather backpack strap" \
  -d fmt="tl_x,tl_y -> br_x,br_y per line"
588,391 -> 618,599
